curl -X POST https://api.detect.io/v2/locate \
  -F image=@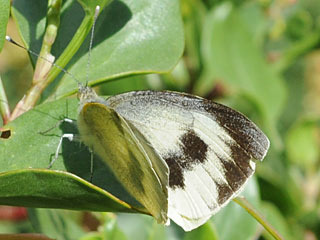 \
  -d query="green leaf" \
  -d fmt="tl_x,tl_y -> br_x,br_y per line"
98,214 -> 127,240
196,2 -> 286,147
260,202 -> 293,240
28,208 -> 85,240
0,0 -> 10,52
286,118 -> 320,169
0,97 -> 144,213
212,177 -> 260,240
116,214 -> 168,240
99,75 -> 150,96
181,0 -> 206,73
257,151 -> 304,217
183,222 -> 218,240
11,0 -> 111,67
12,0 -> 184,99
